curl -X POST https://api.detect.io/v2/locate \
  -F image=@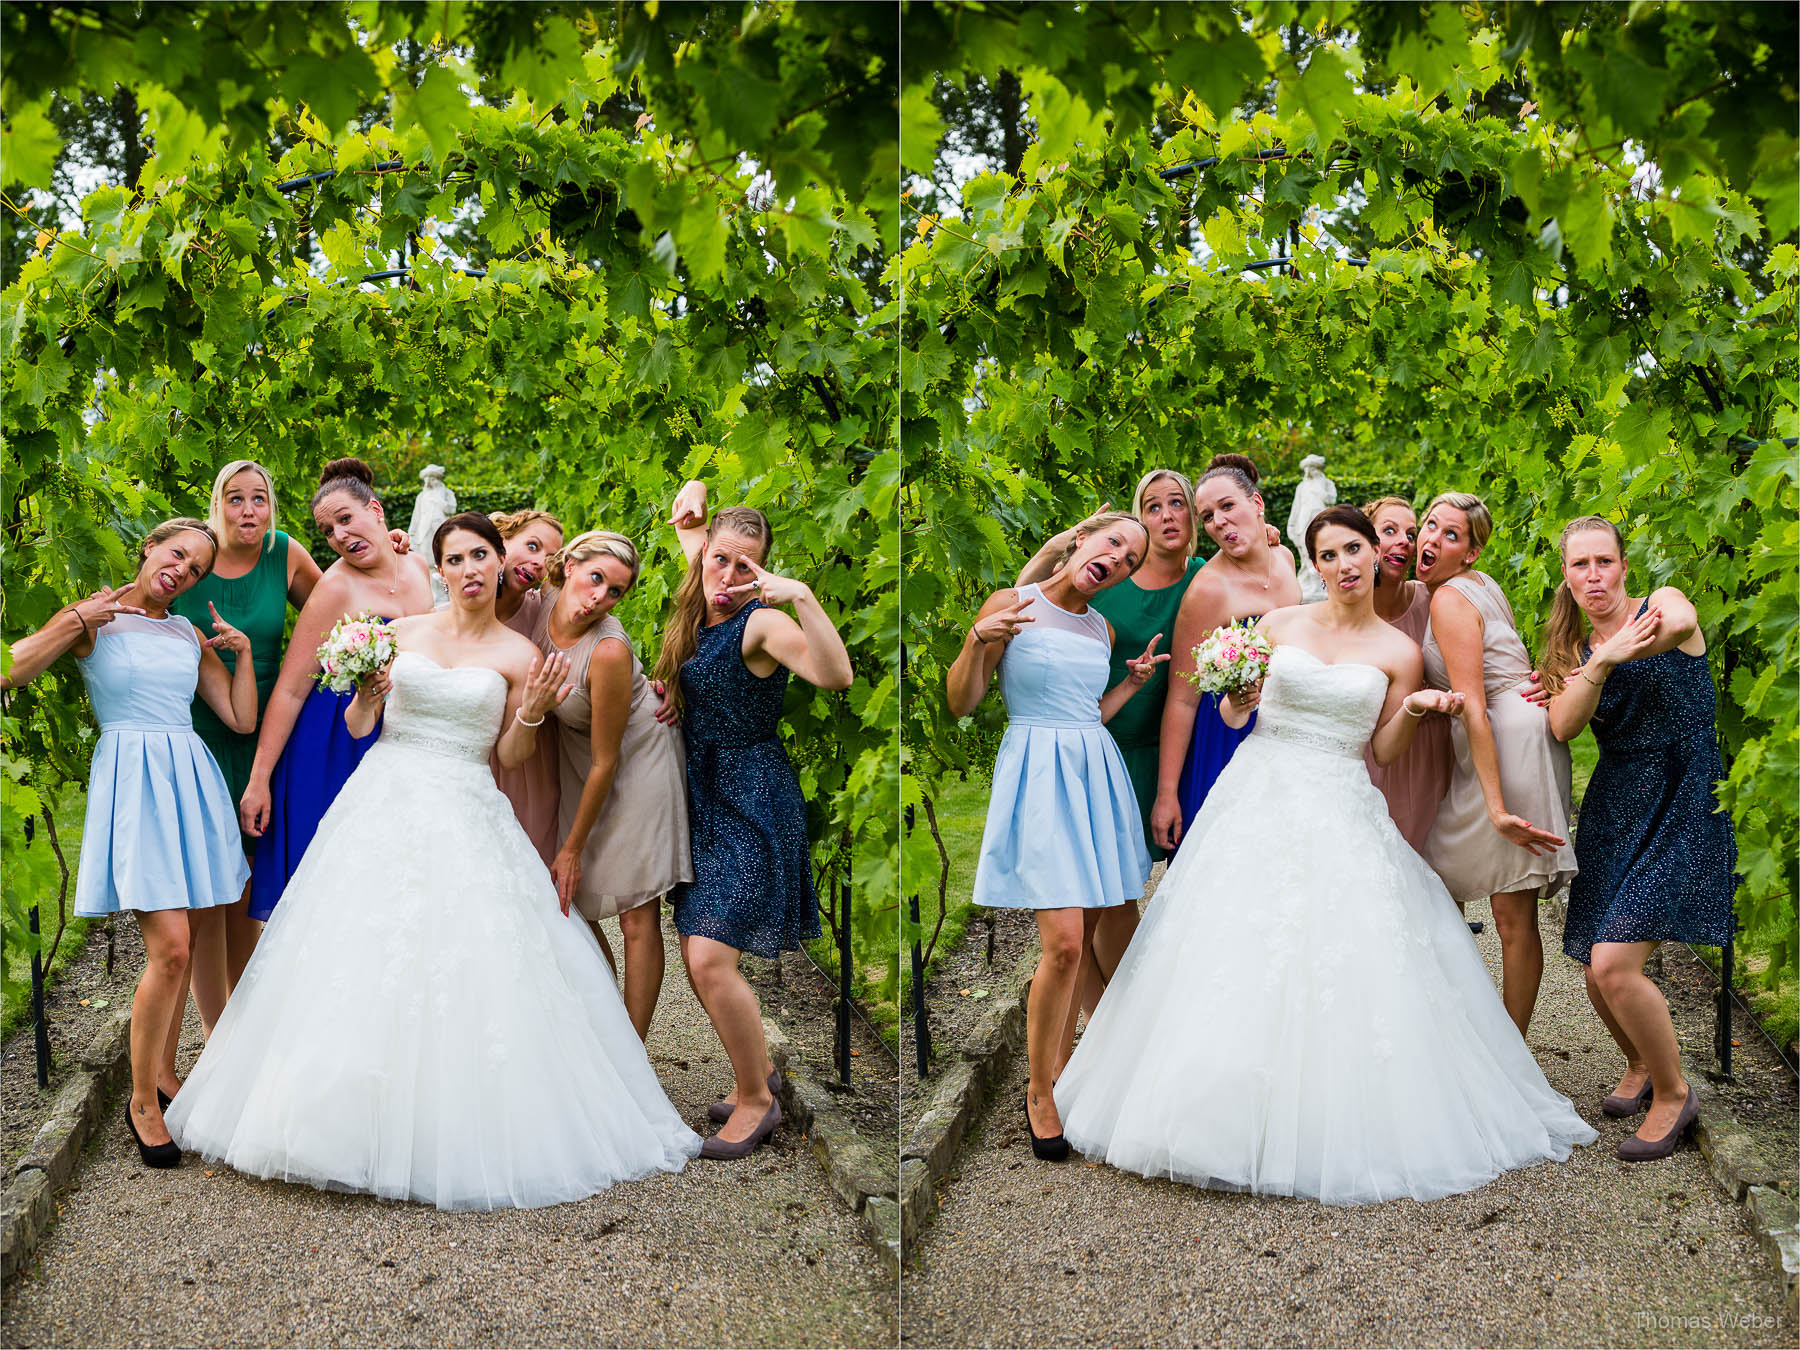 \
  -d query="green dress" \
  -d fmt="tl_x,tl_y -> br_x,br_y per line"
1091,555 -> 1202,860
171,528 -> 292,847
